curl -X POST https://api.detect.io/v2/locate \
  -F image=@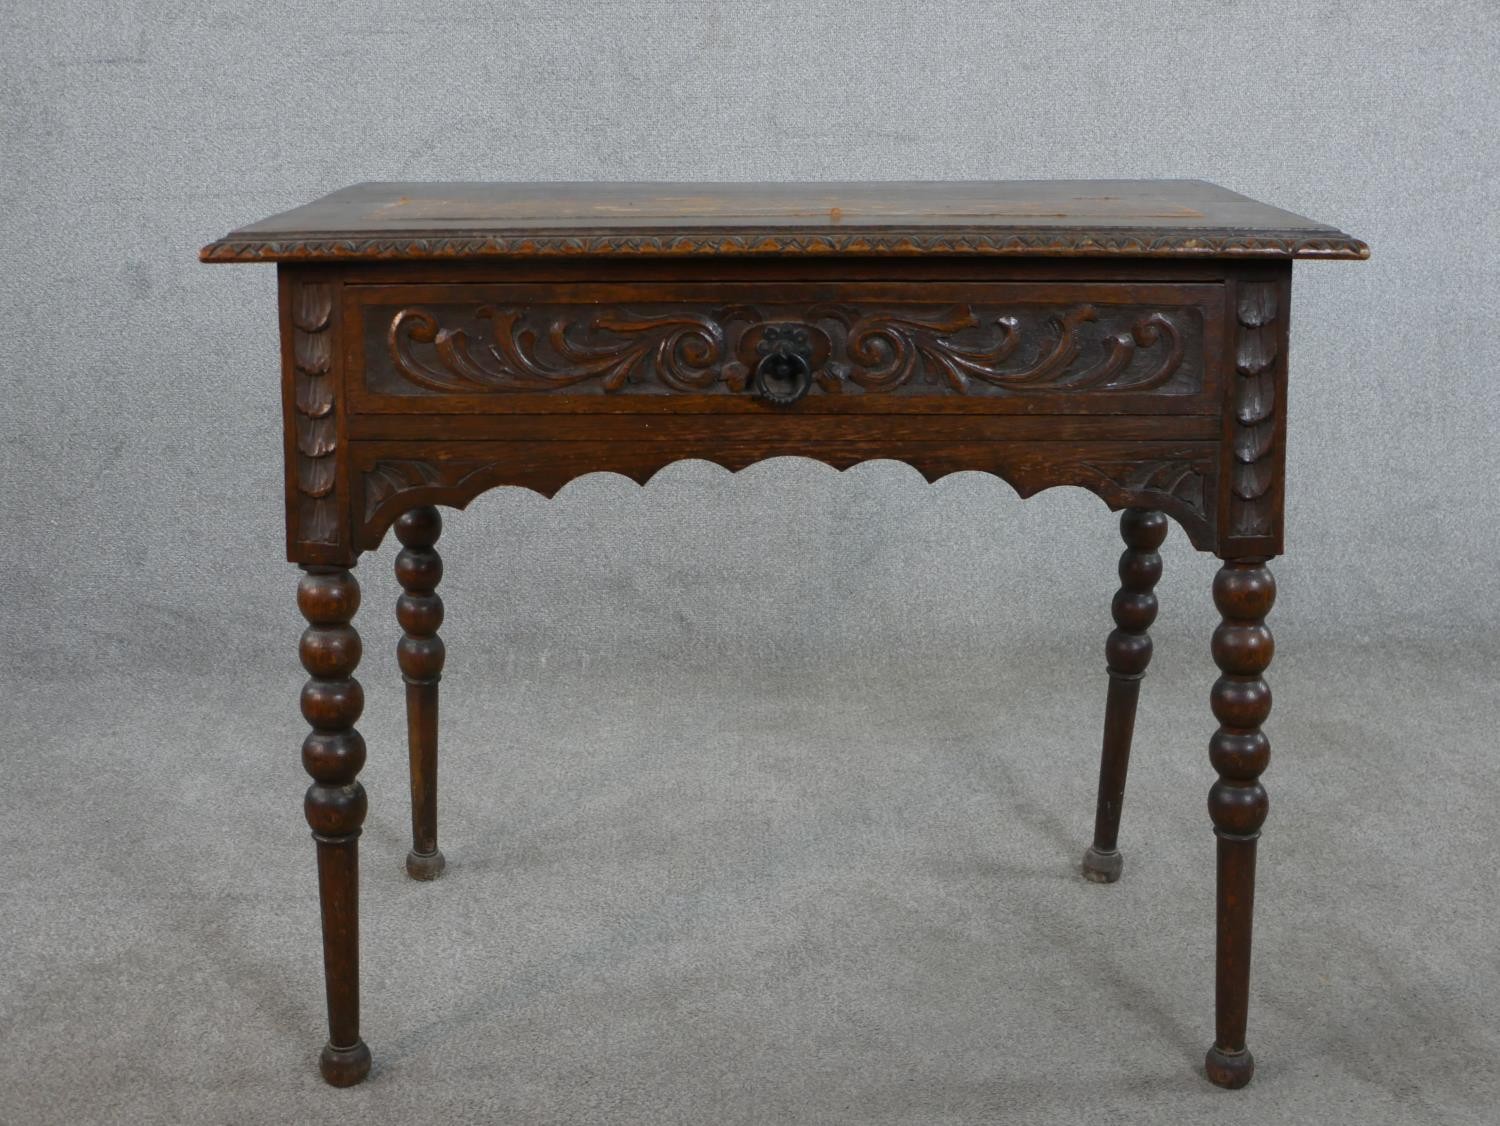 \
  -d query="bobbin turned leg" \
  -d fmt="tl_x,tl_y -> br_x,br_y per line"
299,567 -> 371,1086
1082,508 -> 1167,883
396,507 -> 446,880
1203,560 -> 1274,1089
